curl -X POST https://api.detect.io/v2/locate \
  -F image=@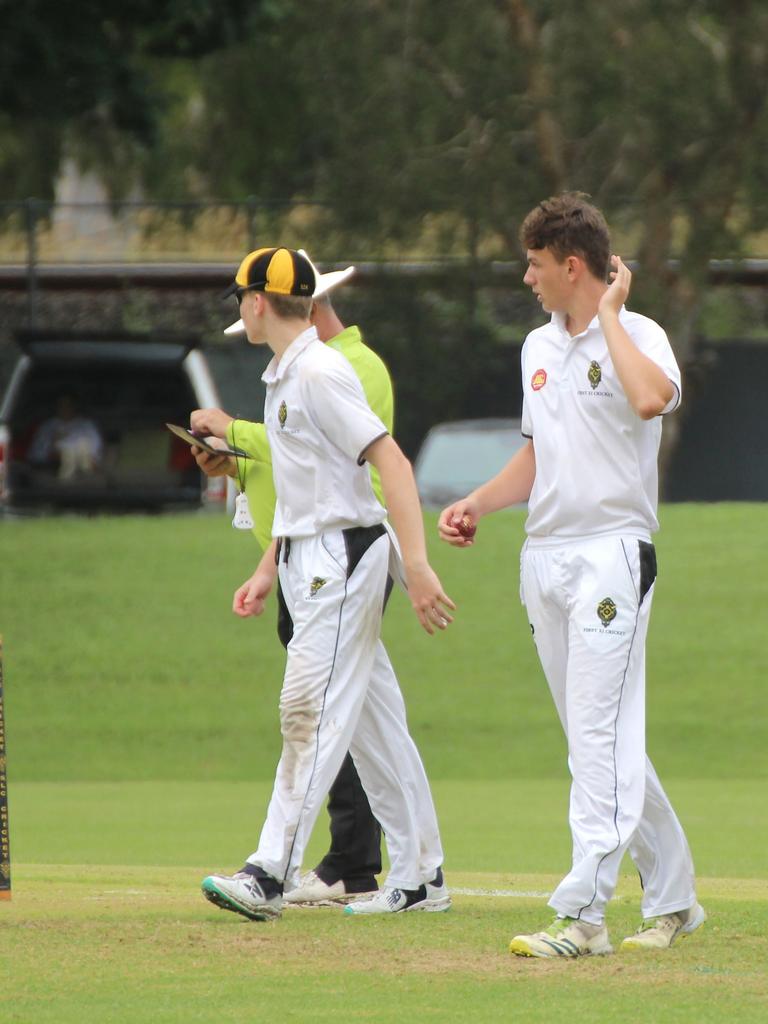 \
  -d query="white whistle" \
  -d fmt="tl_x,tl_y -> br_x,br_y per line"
232,491 -> 255,530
